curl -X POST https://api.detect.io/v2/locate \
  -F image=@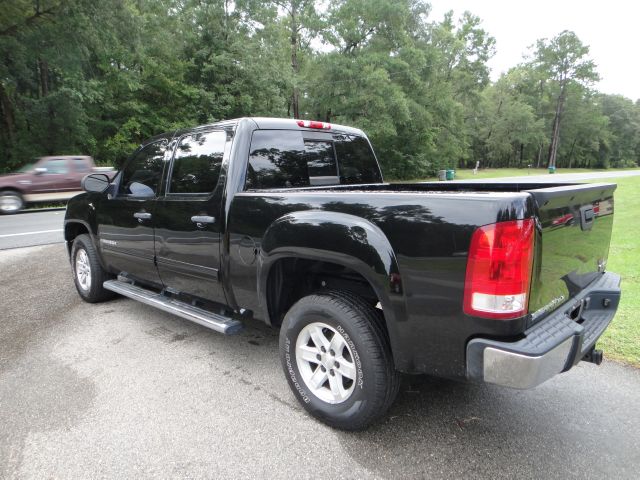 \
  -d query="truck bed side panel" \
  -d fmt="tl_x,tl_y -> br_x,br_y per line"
227,190 -> 535,376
